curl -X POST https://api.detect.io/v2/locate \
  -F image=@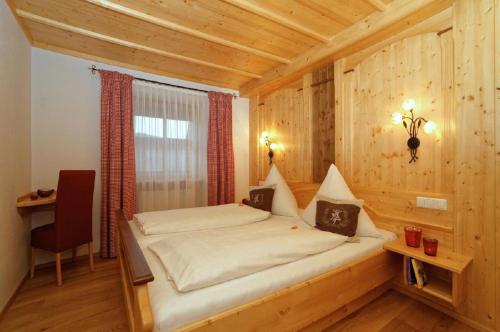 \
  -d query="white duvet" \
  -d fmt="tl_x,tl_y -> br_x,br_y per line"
134,203 -> 270,235
148,222 -> 347,292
